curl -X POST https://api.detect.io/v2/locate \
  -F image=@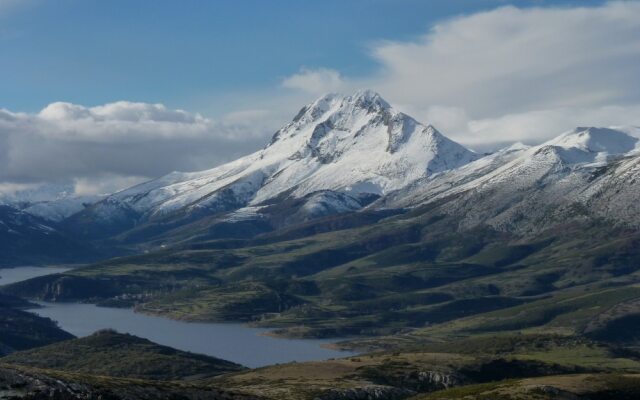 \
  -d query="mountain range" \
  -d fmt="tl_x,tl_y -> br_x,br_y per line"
59,90 -> 478,245
2,90 -> 638,265
2,90 -> 640,335
380,126 -> 640,232
3,90 -> 640,399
